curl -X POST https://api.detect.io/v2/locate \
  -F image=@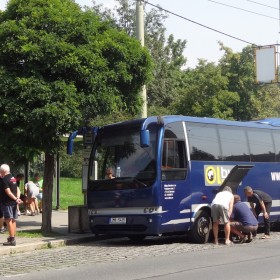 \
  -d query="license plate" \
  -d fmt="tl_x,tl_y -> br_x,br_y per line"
109,217 -> 126,224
